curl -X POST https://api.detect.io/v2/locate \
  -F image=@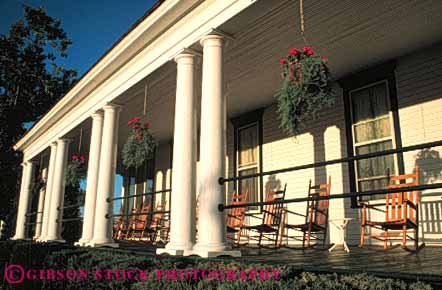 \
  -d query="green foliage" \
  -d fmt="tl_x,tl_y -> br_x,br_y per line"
276,47 -> 335,135
0,242 -> 435,290
30,175 -> 46,195
65,155 -> 87,188
122,117 -> 156,169
0,5 -> 76,235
